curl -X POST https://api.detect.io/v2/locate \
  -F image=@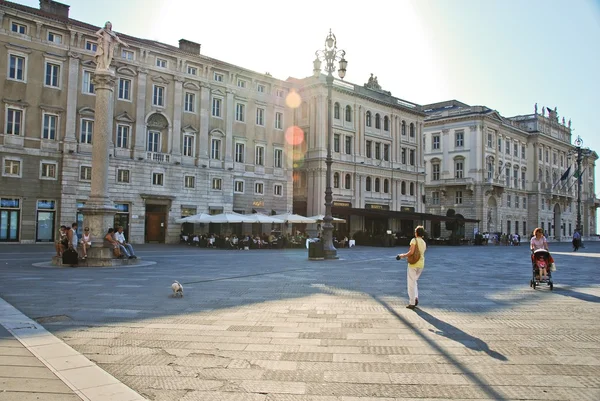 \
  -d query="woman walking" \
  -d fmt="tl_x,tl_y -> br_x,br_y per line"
397,225 -> 427,309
